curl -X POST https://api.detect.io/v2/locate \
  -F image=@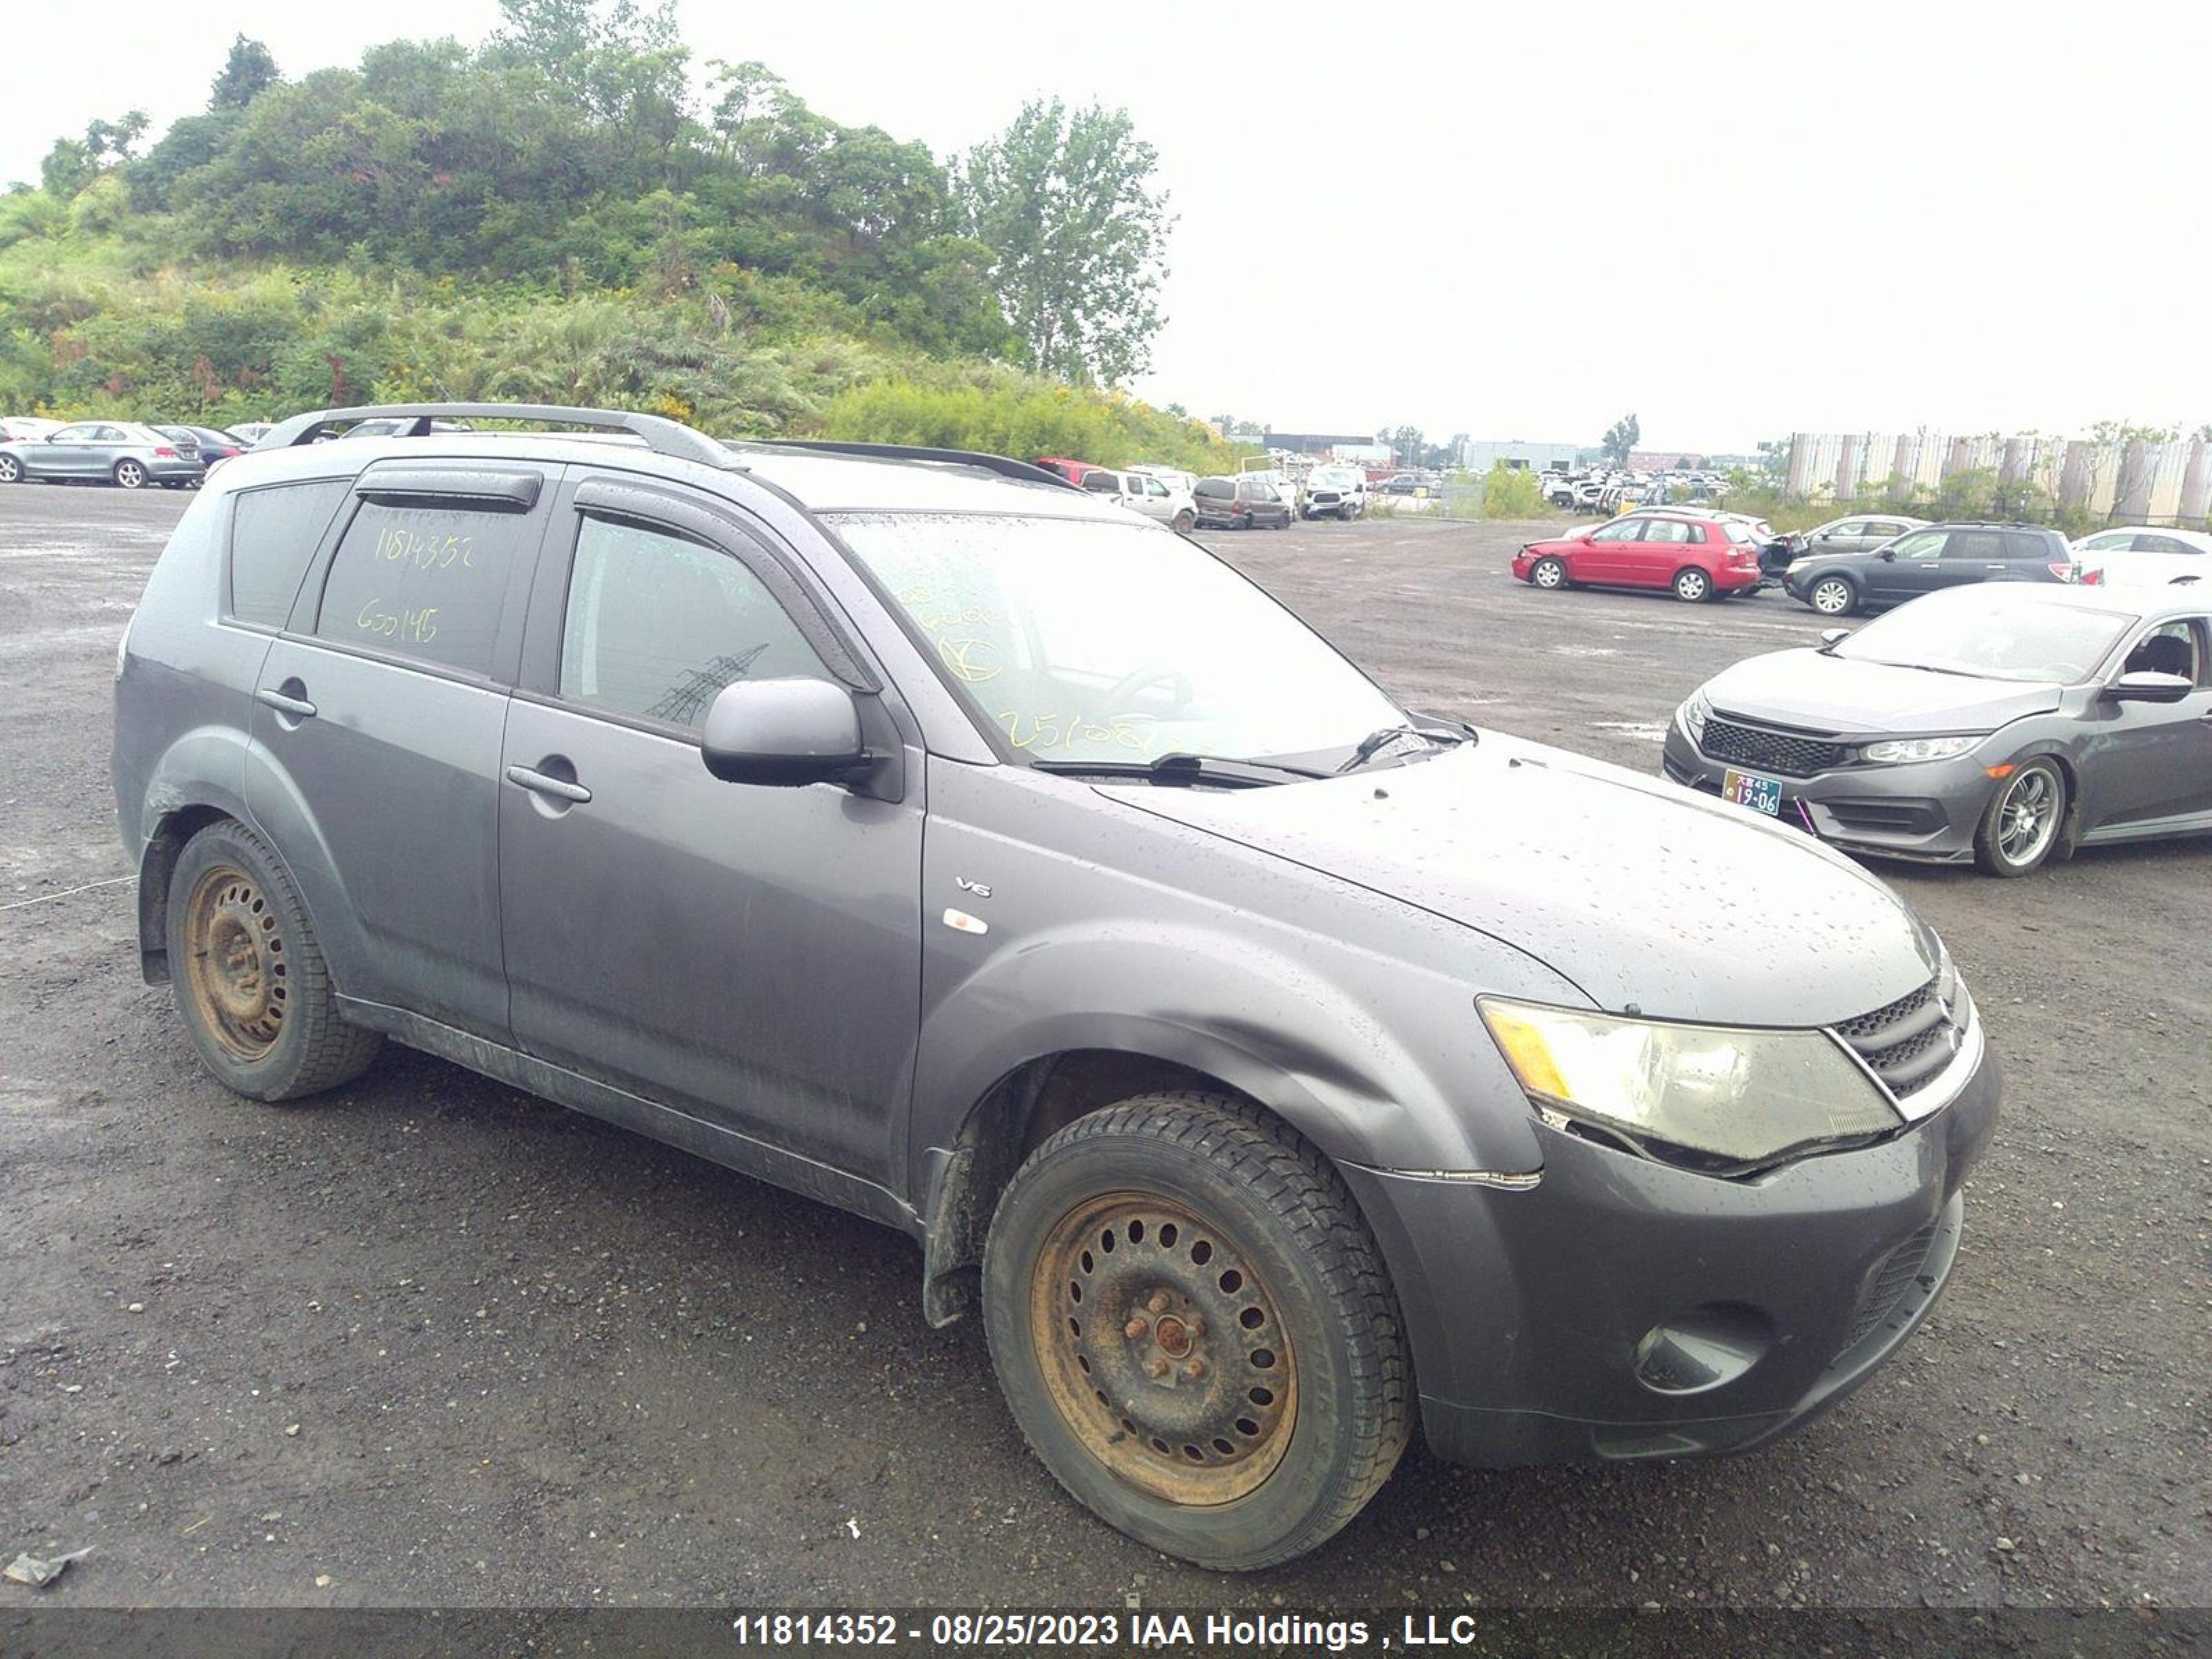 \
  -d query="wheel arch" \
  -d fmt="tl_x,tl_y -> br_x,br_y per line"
918,1044 -> 1399,1331
135,803 -> 237,983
